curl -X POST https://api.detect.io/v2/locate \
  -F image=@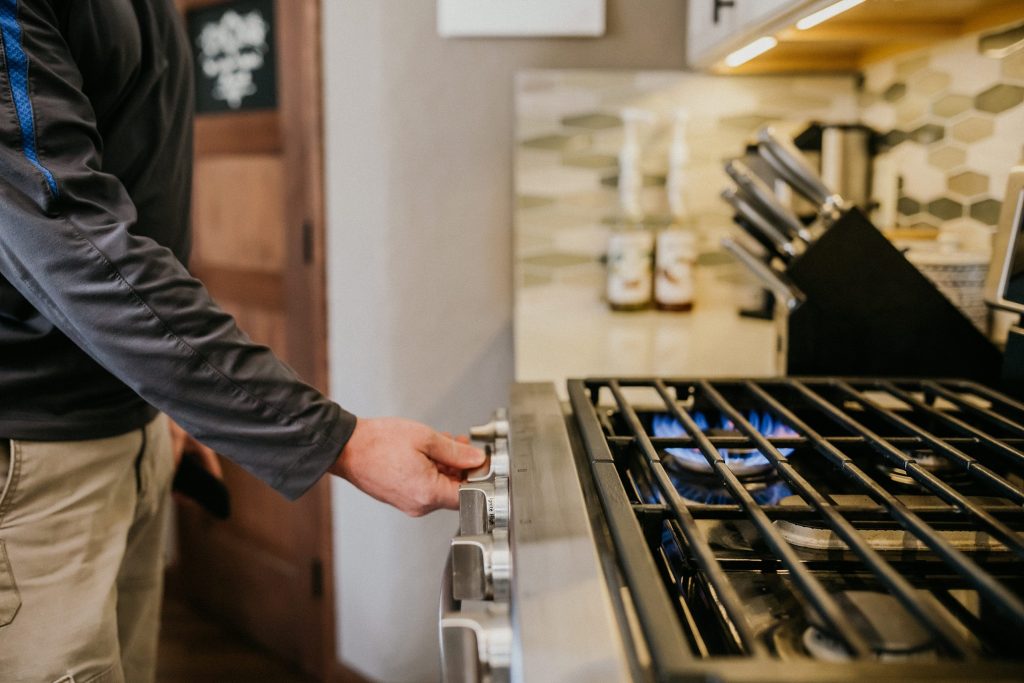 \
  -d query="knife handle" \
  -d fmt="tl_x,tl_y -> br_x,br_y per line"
721,187 -> 797,260
757,126 -> 846,220
722,237 -> 804,312
725,159 -> 809,243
